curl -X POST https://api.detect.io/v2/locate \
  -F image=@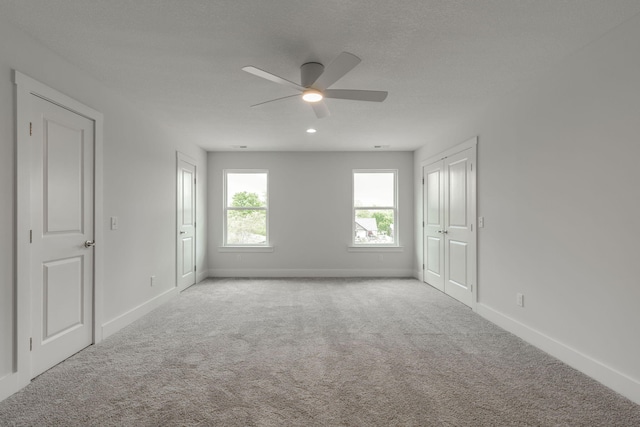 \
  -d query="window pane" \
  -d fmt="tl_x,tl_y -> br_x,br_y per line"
354,209 -> 395,244
227,173 -> 267,207
226,210 -> 267,245
354,172 -> 394,207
